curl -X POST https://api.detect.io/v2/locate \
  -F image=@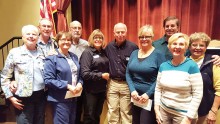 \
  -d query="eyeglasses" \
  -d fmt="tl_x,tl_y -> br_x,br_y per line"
191,44 -> 206,48
59,39 -> 71,42
93,36 -> 103,40
139,36 -> 152,40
